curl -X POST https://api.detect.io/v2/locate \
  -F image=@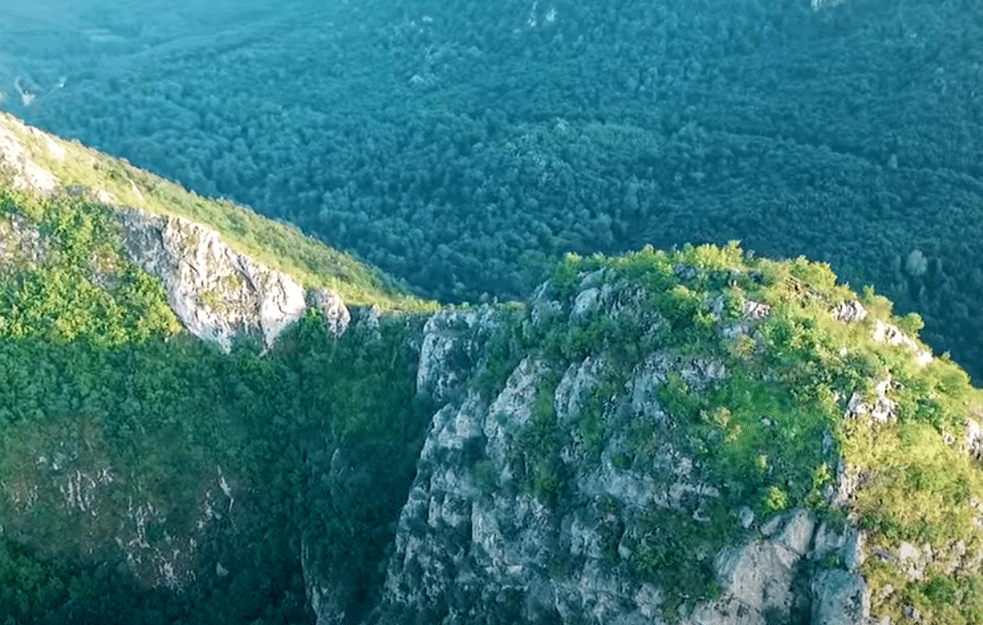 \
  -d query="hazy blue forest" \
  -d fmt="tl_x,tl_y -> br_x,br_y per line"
3,0 -> 983,379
